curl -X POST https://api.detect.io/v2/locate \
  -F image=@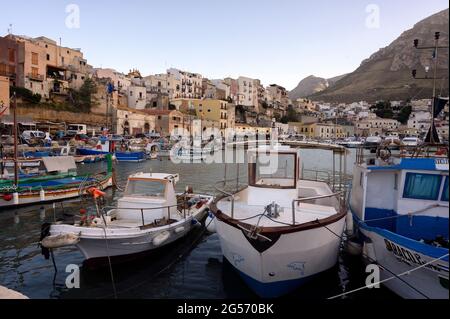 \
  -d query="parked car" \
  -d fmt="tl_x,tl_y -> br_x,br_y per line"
21,130 -> 46,145
402,136 -> 421,146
